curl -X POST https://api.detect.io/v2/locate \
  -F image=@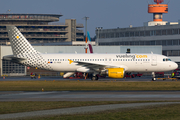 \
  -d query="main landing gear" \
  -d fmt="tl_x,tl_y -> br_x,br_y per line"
91,74 -> 99,81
